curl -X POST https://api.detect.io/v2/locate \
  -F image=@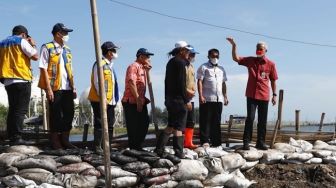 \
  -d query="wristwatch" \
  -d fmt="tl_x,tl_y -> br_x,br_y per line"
272,93 -> 277,96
